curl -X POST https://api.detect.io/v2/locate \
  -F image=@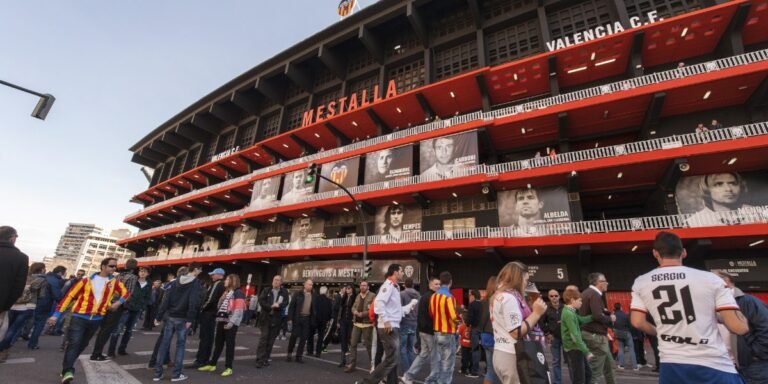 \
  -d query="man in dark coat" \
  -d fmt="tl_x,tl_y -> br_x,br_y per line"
334,284 -> 355,368
287,279 -> 318,363
193,267 -> 225,367
255,275 -> 289,368
308,285 -> 333,358
0,226 -> 29,362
